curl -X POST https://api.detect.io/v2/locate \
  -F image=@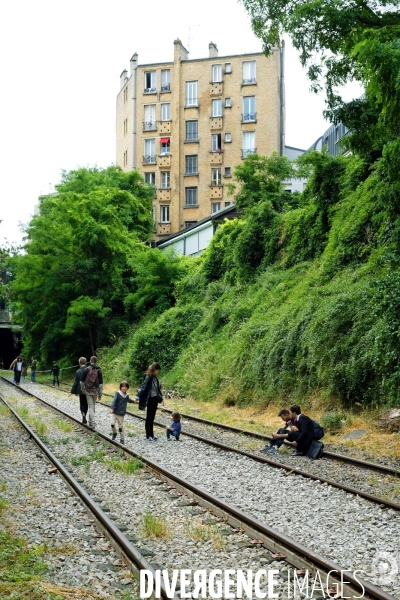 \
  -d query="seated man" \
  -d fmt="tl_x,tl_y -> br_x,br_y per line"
286,404 -> 315,456
261,408 -> 300,454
